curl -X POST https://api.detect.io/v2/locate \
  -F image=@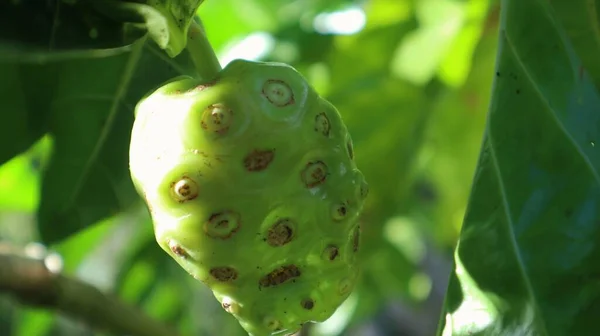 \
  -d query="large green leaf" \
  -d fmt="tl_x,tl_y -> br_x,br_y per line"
0,0 -> 145,57
438,0 -> 600,335
0,0 -> 206,58
0,62 -> 56,166
548,0 -> 600,92
36,41 -> 197,244
0,1 -> 210,243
